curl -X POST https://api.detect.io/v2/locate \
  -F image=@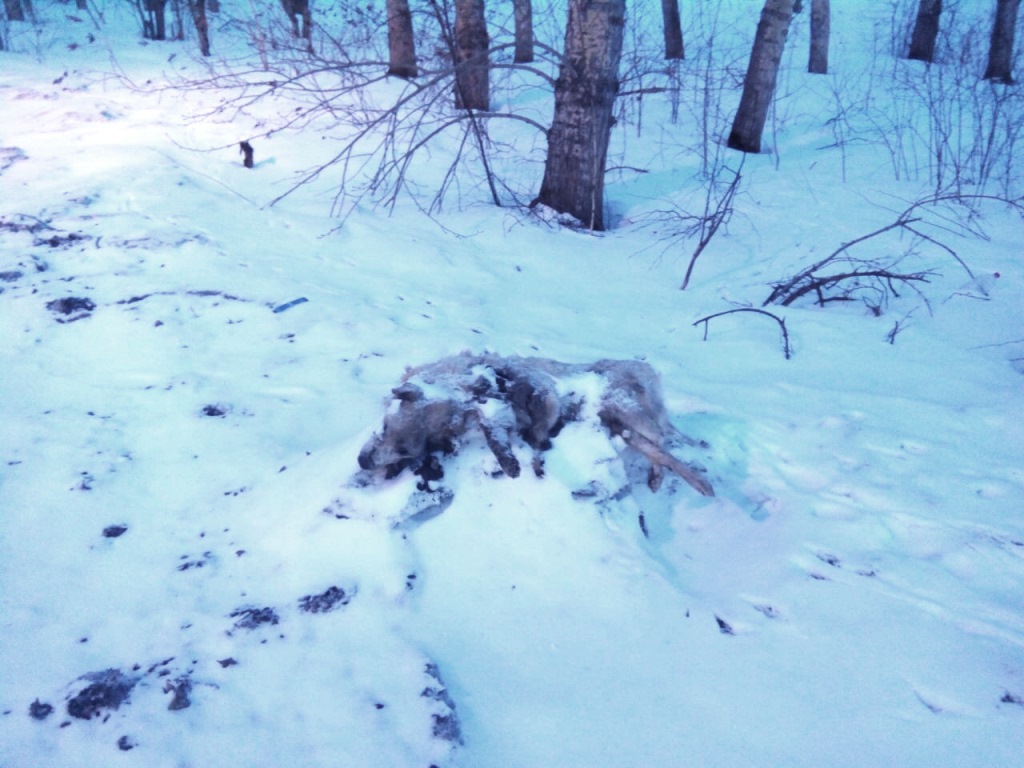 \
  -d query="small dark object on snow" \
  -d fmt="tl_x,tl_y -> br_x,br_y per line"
103,524 -> 128,538
1001,691 -> 1024,707
715,615 -> 735,635
272,296 -> 308,313
164,677 -> 192,710
46,296 -> 95,320
28,699 -> 53,720
298,586 -> 352,614
217,657 -> 238,668
230,606 -> 279,630
240,141 -> 254,168
201,404 -> 228,417
66,669 -> 138,720
117,735 -> 136,751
